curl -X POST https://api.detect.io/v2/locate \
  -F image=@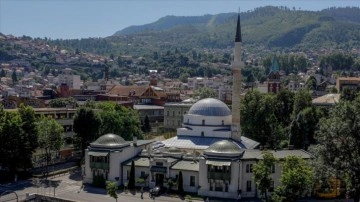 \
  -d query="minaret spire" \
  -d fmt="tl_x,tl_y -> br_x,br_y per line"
231,10 -> 244,143
235,10 -> 242,42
